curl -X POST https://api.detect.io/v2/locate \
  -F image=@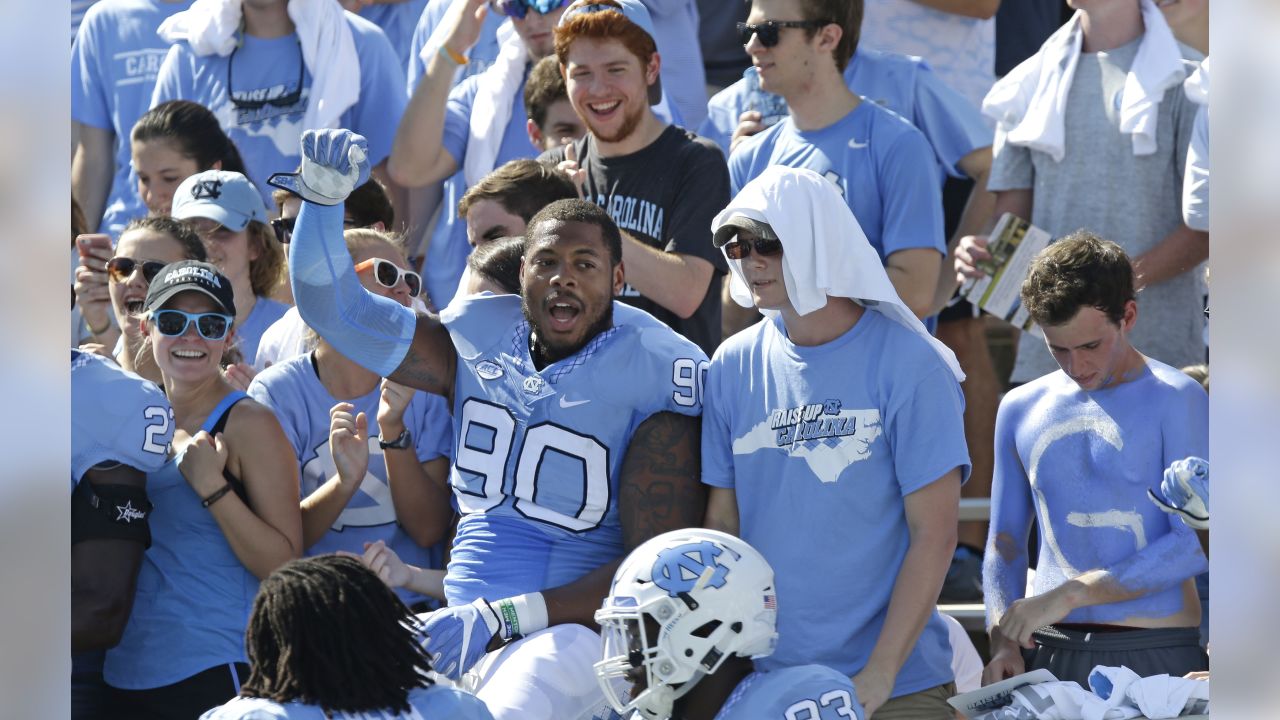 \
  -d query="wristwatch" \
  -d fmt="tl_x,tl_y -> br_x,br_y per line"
378,428 -> 412,450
